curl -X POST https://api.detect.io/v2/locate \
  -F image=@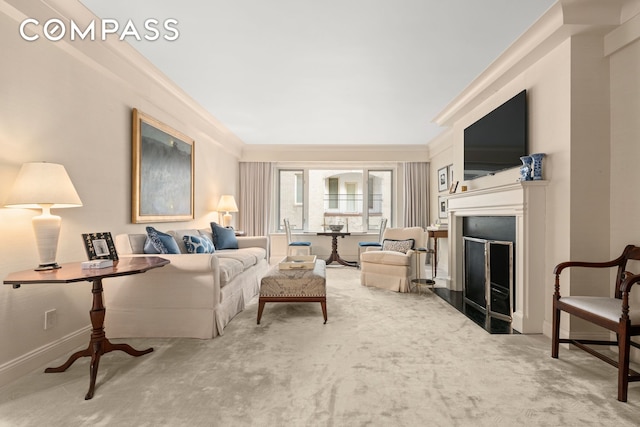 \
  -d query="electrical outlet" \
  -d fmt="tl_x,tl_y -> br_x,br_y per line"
44,309 -> 57,330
